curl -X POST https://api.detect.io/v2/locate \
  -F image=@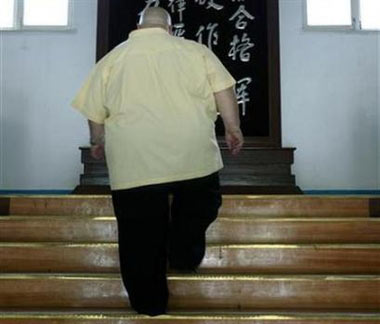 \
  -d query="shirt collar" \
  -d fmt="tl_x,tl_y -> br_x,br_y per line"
129,27 -> 169,38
